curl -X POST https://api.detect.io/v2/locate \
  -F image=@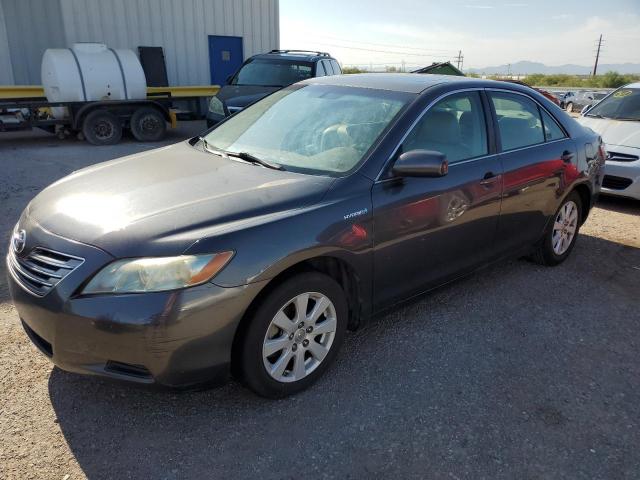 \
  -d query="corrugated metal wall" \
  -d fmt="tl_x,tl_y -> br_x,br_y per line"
0,1 -> 15,84
1,0 -> 67,85
59,0 -> 279,86
0,0 -> 278,85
